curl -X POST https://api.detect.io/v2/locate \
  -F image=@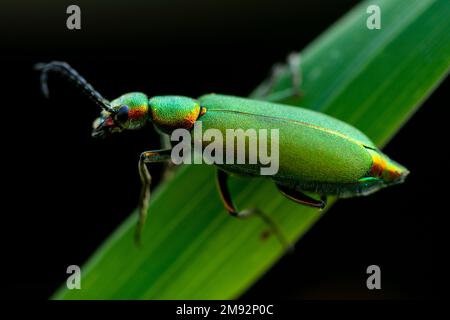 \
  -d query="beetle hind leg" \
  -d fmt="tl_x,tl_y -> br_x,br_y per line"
277,184 -> 327,210
216,170 -> 292,251
253,52 -> 303,99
